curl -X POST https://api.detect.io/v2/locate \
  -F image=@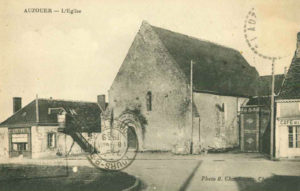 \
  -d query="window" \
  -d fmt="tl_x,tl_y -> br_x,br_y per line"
11,133 -> 29,151
47,133 -> 56,149
146,91 -> 152,111
288,126 -> 300,148
12,143 -> 28,151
